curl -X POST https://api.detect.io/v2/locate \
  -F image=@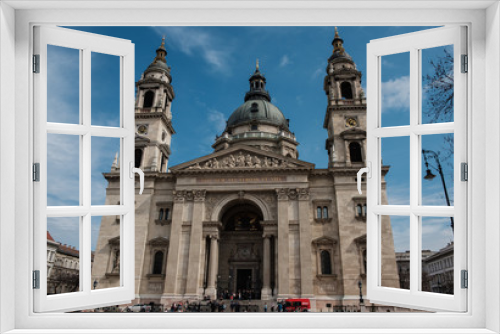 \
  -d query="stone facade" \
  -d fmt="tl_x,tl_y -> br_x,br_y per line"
91,28 -> 400,311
